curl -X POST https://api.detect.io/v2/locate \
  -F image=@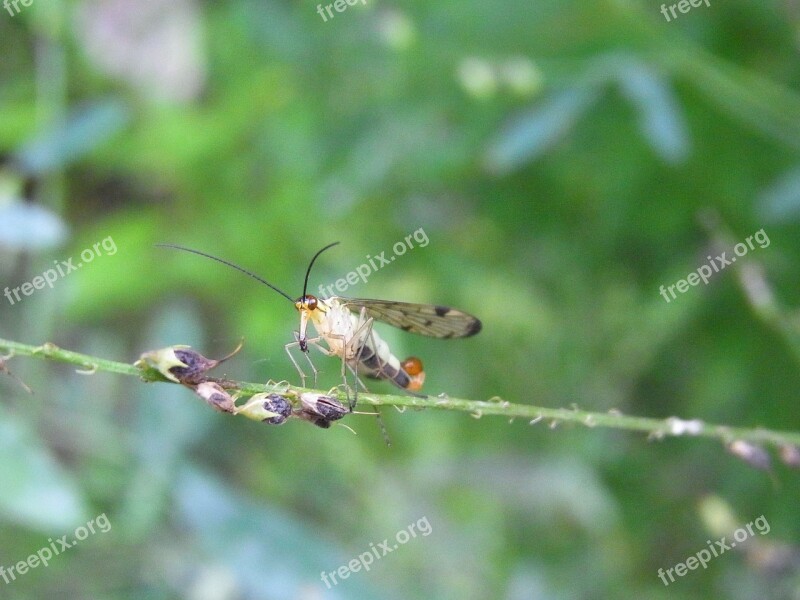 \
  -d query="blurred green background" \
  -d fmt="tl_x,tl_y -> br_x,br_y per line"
1,0 -> 799,598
